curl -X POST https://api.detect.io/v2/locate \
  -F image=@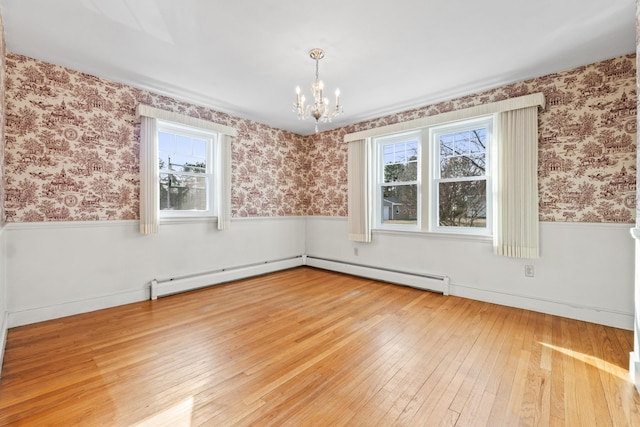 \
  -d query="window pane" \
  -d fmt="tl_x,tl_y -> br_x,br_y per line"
160,173 -> 208,211
159,131 -> 208,173
192,139 -> 207,157
381,184 -> 418,225
438,180 -> 486,228
184,161 -> 207,173
384,152 -> 395,165
439,135 -> 454,156
382,140 -> 418,182
158,152 -> 170,170
470,129 -> 486,153
453,131 -> 470,154
440,155 -> 486,178
384,161 -> 417,183
175,135 -> 192,155
158,132 -> 175,152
